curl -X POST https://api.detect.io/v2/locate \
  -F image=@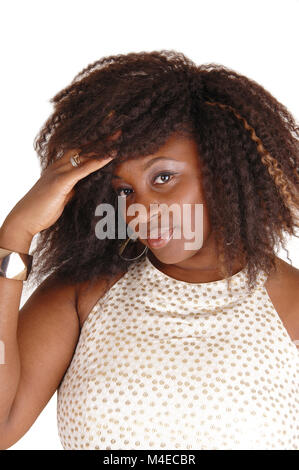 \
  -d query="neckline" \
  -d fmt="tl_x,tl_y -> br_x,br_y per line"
144,253 -> 250,288
132,254 -> 268,312
130,254 -> 268,312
